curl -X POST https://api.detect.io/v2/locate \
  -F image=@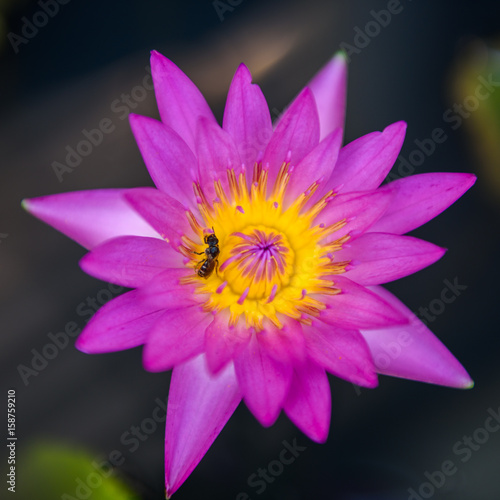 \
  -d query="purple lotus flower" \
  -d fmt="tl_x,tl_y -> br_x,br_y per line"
23,50 -> 475,497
